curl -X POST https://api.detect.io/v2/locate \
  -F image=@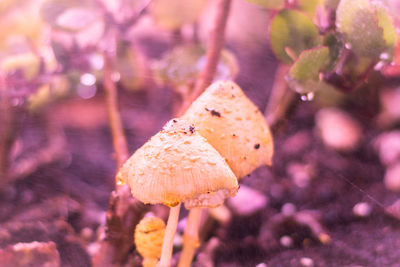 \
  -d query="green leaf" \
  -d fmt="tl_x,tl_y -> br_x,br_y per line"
40,0 -> 100,32
336,0 -> 370,33
154,45 -> 238,89
287,46 -> 330,94
289,46 -> 330,81
336,0 -> 387,58
244,0 -> 285,9
349,10 -> 386,58
269,9 -> 320,64
374,2 -> 397,57
151,0 -> 207,30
